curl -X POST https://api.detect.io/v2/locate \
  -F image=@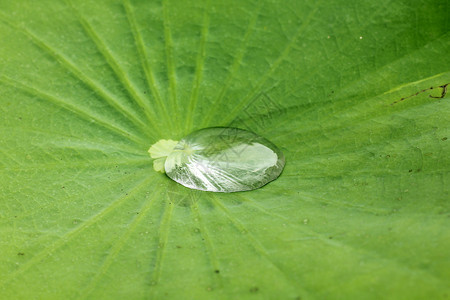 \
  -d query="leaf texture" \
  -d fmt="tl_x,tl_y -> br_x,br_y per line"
0,0 -> 449,299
